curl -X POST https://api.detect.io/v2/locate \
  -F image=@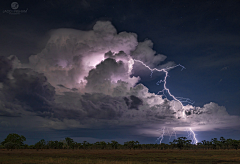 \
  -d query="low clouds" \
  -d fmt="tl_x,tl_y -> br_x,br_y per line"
0,21 -> 239,140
